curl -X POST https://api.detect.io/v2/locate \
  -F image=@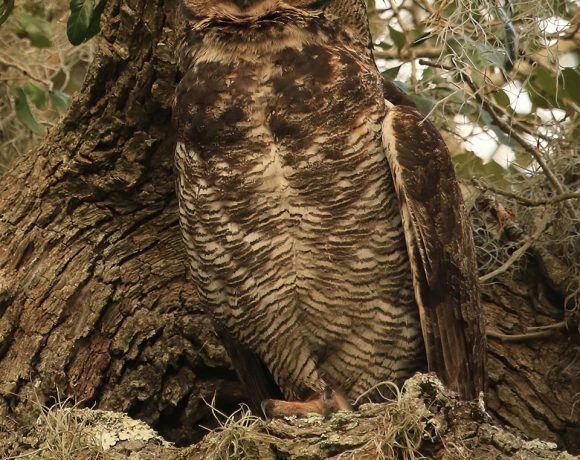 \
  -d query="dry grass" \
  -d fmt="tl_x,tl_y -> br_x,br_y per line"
336,381 -> 439,460
197,398 -> 279,460
5,389 -> 104,460
196,379 -> 445,460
